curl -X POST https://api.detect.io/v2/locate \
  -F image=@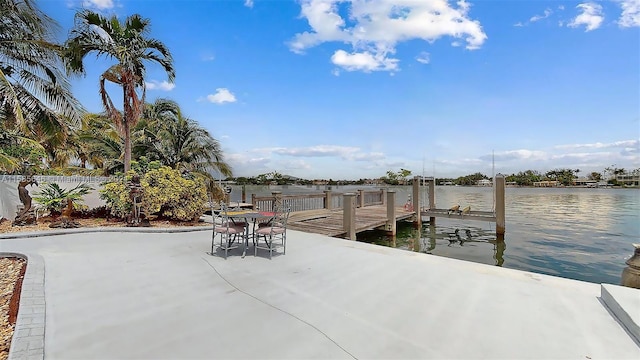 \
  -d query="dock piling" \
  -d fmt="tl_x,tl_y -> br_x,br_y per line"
495,174 -> 505,235
386,190 -> 397,235
343,193 -> 357,240
413,176 -> 421,227
323,190 -> 332,210
427,177 -> 435,225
